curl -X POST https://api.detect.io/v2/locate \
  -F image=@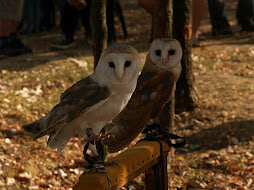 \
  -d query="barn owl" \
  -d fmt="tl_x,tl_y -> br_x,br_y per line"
103,38 -> 182,153
23,44 -> 141,157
